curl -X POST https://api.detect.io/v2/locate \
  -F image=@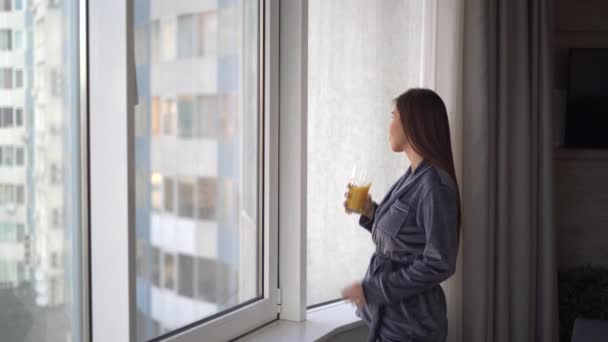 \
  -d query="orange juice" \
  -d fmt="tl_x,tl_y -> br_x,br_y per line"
347,183 -> 371,213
